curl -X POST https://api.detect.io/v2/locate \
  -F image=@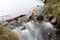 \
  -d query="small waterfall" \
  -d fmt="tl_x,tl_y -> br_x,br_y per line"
0,0 -> 53,40
13,20 -> 54,40
0,0 -> 54,40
